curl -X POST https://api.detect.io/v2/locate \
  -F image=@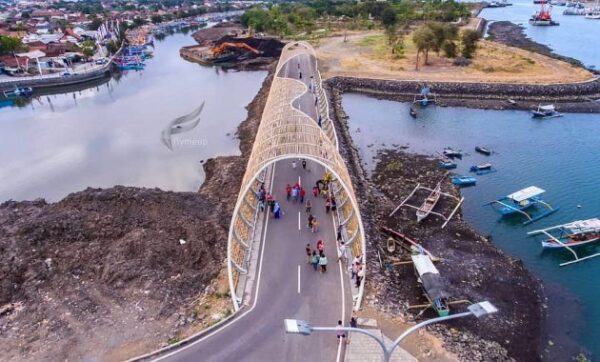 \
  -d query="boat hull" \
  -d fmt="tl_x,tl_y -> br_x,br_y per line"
542,236 -> 600,248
